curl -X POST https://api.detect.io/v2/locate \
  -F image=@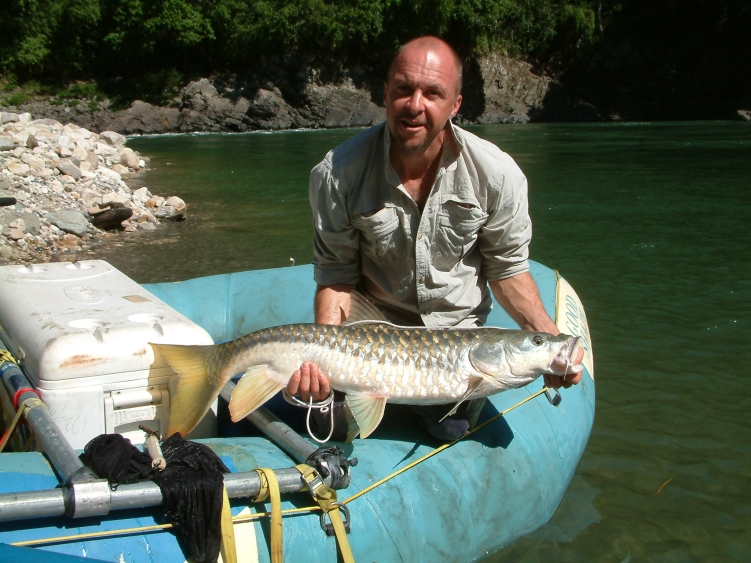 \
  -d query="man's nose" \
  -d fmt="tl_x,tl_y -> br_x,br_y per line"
406,91 -> 425,113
